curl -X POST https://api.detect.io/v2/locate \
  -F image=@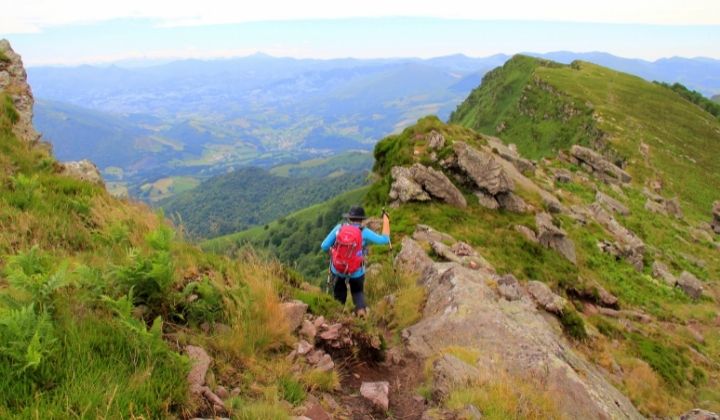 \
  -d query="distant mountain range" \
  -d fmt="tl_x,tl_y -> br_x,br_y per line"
29,51 -> 720,201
